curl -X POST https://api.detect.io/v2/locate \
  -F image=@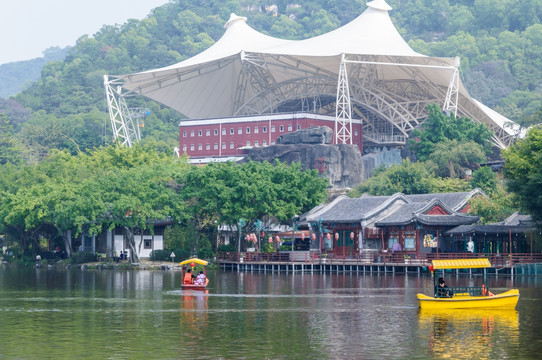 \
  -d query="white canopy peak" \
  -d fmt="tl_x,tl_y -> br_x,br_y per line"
367,0 -> 392,11
225,13 -> 248,29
